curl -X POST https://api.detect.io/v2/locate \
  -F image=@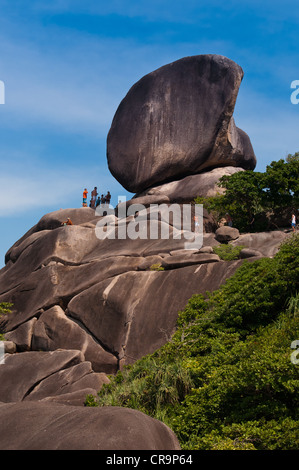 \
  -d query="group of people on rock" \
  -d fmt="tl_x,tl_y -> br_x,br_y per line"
82,187 -> 111,209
